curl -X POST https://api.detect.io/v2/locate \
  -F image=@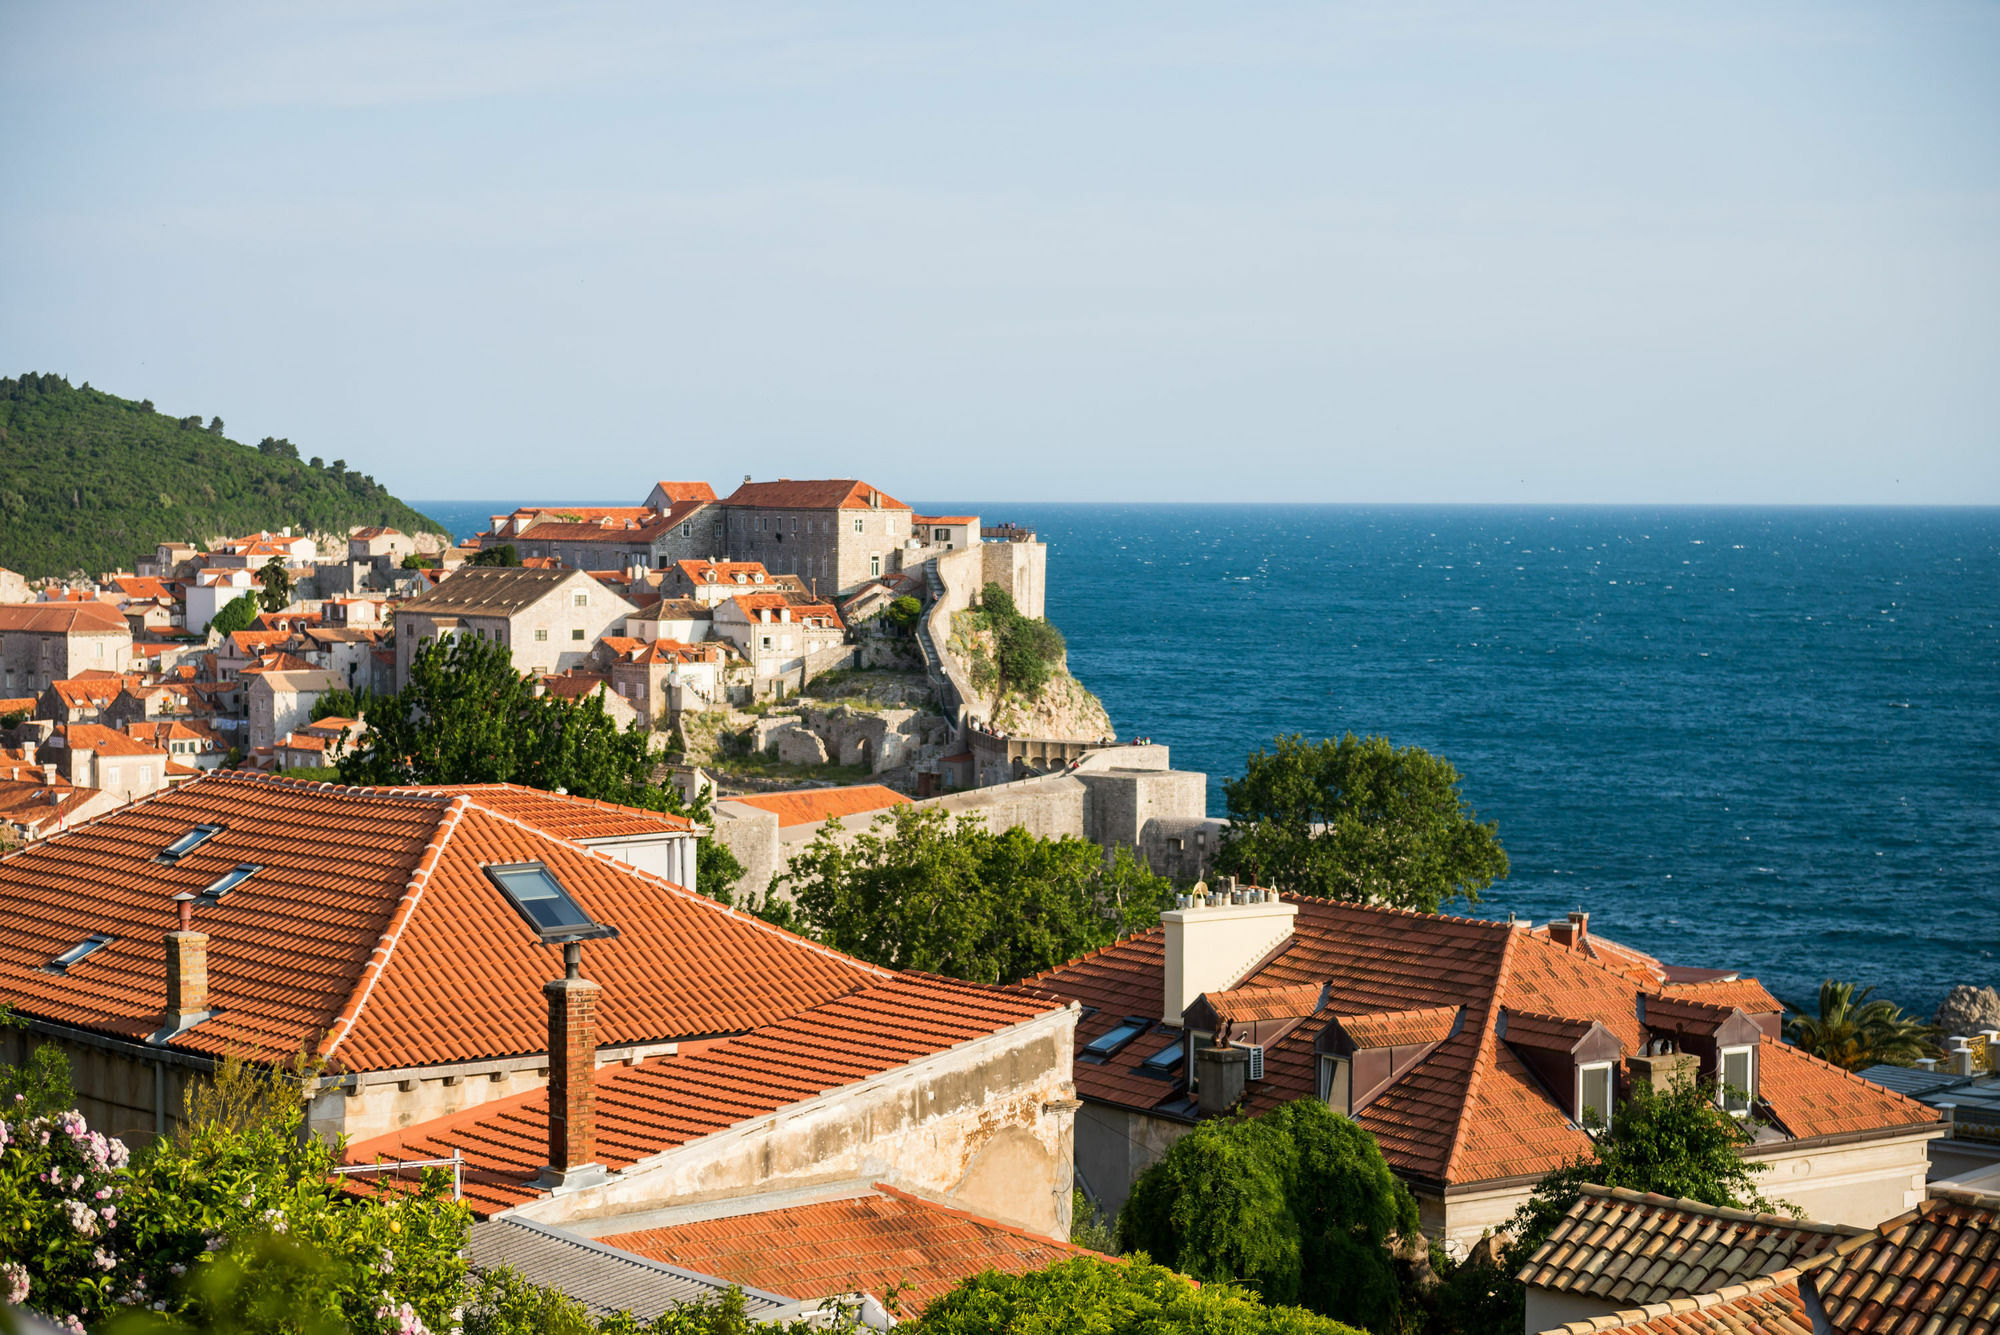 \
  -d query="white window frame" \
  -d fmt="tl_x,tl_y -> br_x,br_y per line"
1579,1061 -> 1614,1129
1718,1045 -> 1756,1116
853,518 -> 864,534
870,555 -> 882,577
